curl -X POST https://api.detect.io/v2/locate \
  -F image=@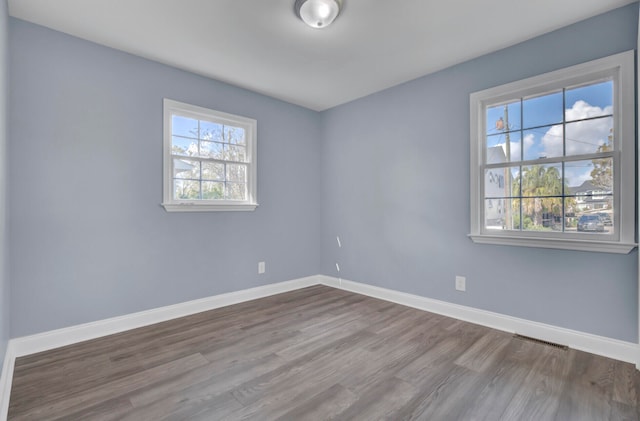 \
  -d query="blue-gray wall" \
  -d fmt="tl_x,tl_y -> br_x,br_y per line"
0,0 -> 9,365
9,19 -> 322,337
6,4 -> 639,343
320,3 -> 639,342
